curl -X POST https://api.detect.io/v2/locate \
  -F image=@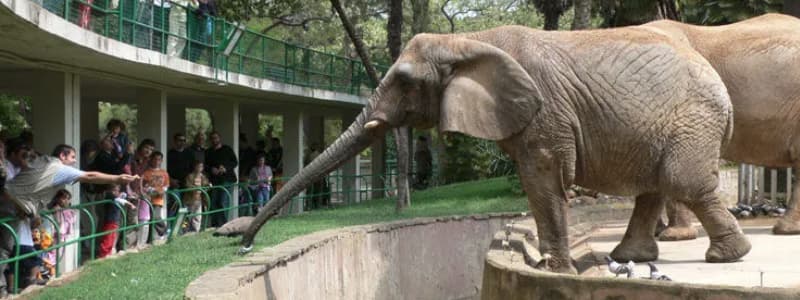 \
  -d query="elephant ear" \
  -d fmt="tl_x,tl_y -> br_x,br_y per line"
439,38 -> 541,141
